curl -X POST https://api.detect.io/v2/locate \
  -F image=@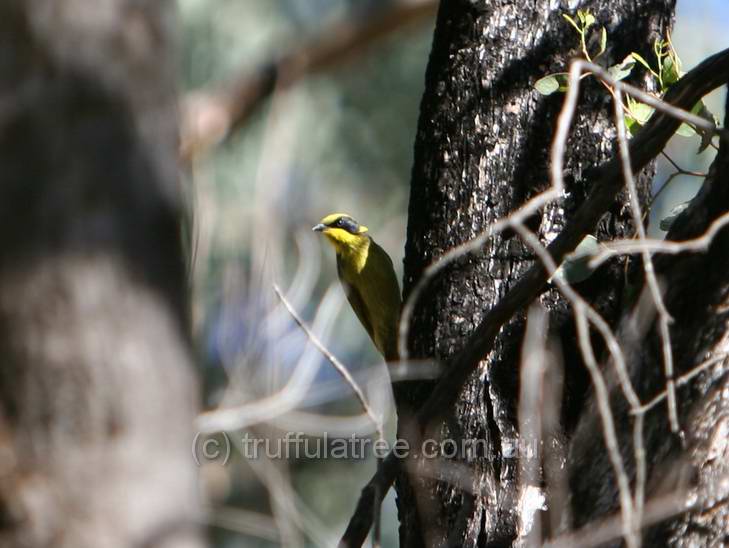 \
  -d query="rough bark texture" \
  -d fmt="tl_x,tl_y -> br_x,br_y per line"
401,0 -> 674,546
568,89 -> 729,546
0,2 -> 203,547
